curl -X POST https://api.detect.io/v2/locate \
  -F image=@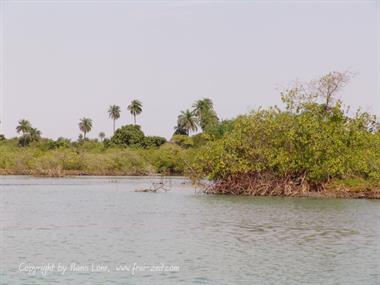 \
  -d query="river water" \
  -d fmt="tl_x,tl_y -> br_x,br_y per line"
0,176 -> 379,285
